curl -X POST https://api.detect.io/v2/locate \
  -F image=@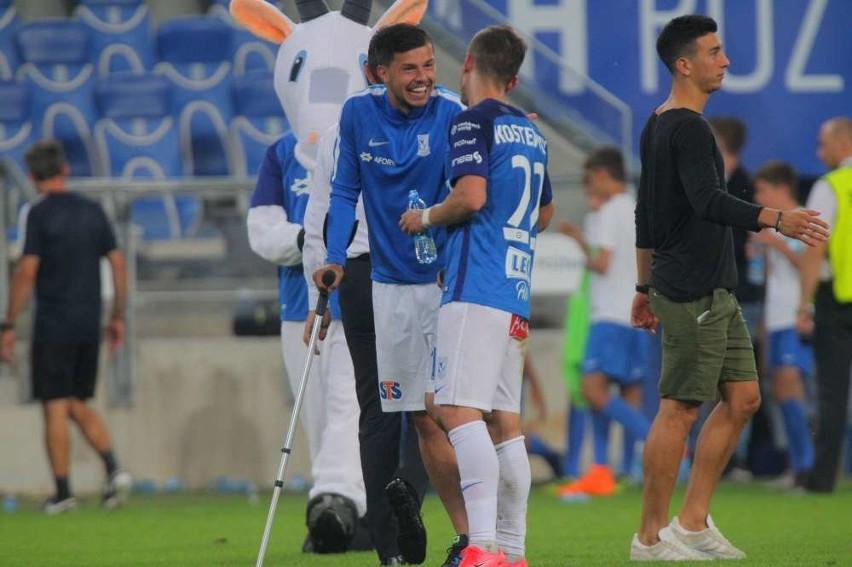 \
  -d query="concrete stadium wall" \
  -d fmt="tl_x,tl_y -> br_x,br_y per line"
0,331 -> 570,496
